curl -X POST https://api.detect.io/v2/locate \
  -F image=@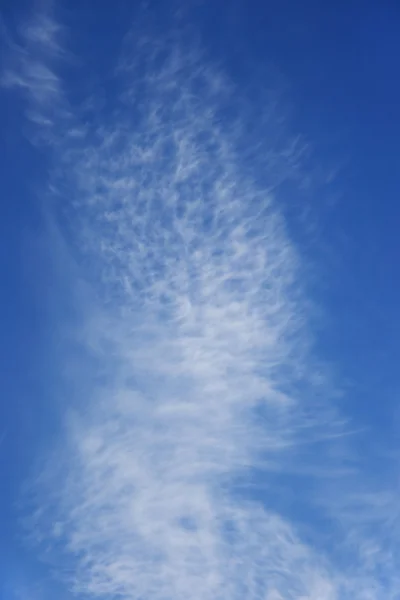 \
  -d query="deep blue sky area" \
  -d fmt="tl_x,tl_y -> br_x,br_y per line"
202,0 -> 400,431
198,0 -> 400,416
1,0 -> 400,598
